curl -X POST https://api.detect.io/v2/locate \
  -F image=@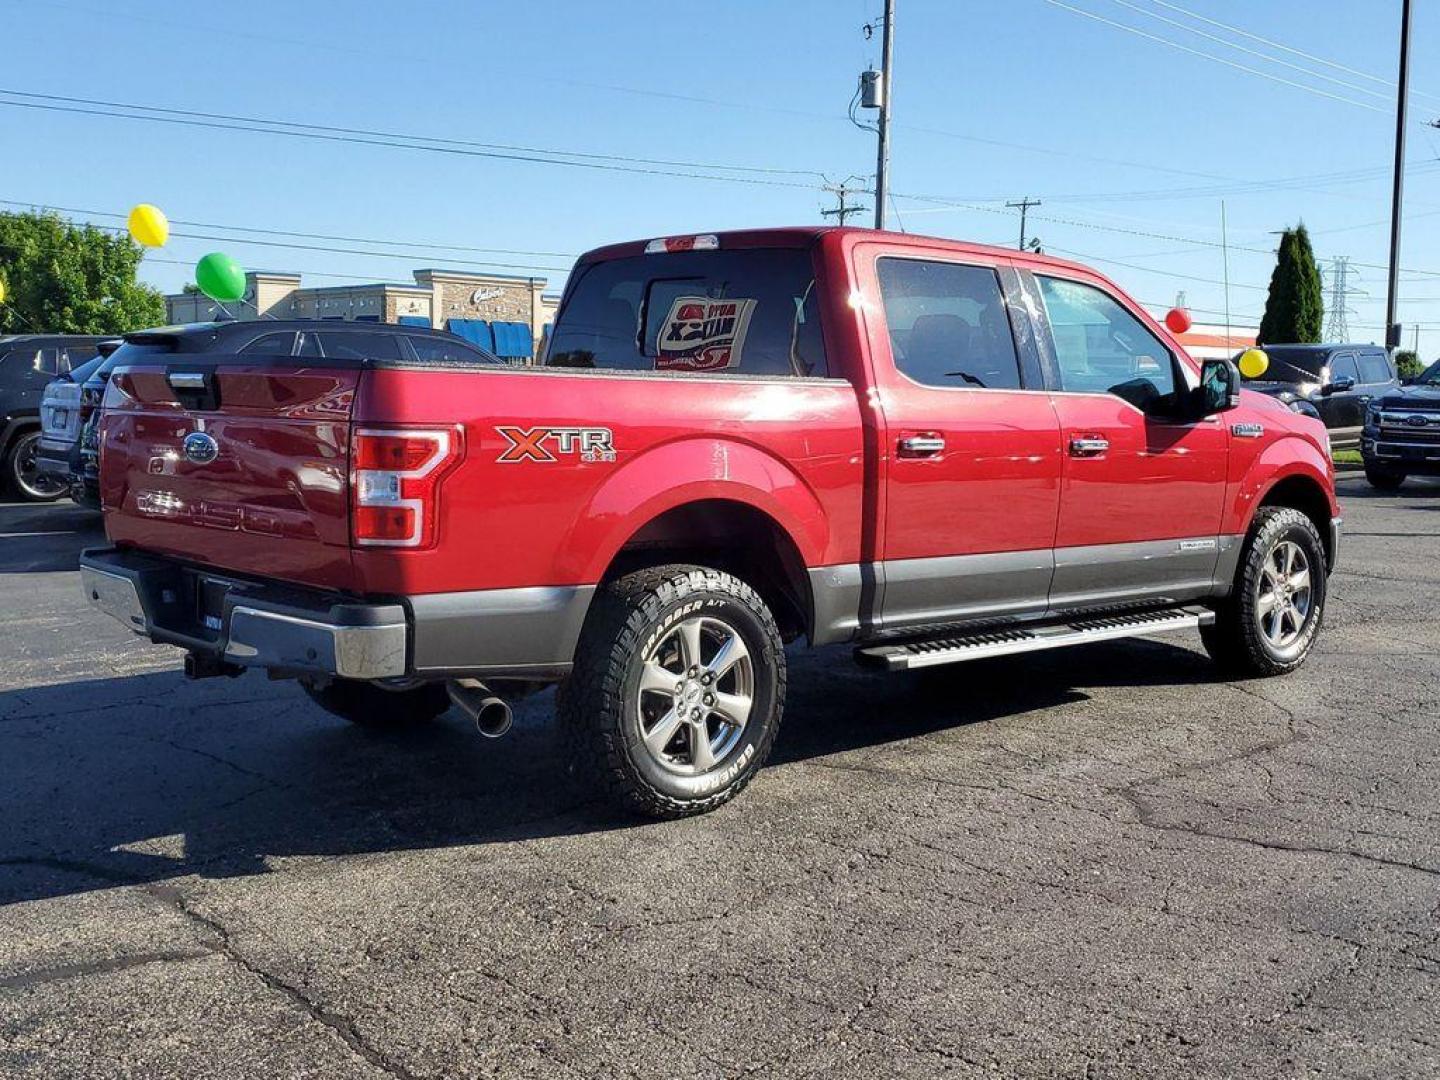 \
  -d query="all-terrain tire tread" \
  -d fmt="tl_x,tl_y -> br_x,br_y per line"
557,564 -> 785,820
1202,506 -> 1326,678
